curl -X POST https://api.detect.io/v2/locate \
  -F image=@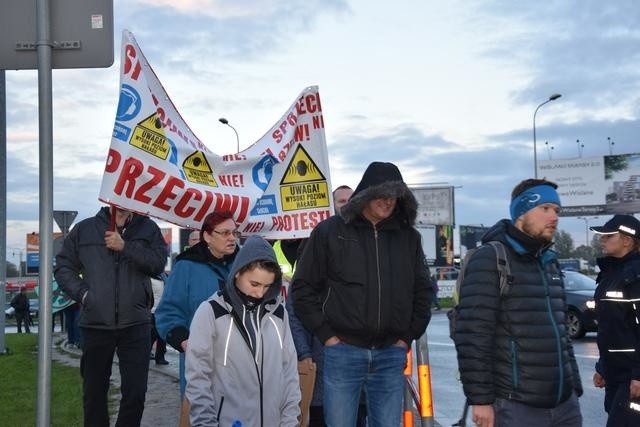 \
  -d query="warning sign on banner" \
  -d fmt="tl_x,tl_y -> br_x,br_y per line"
130,113 -> 170,160
182,150 -> 218,187
280,145 -> 329,211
